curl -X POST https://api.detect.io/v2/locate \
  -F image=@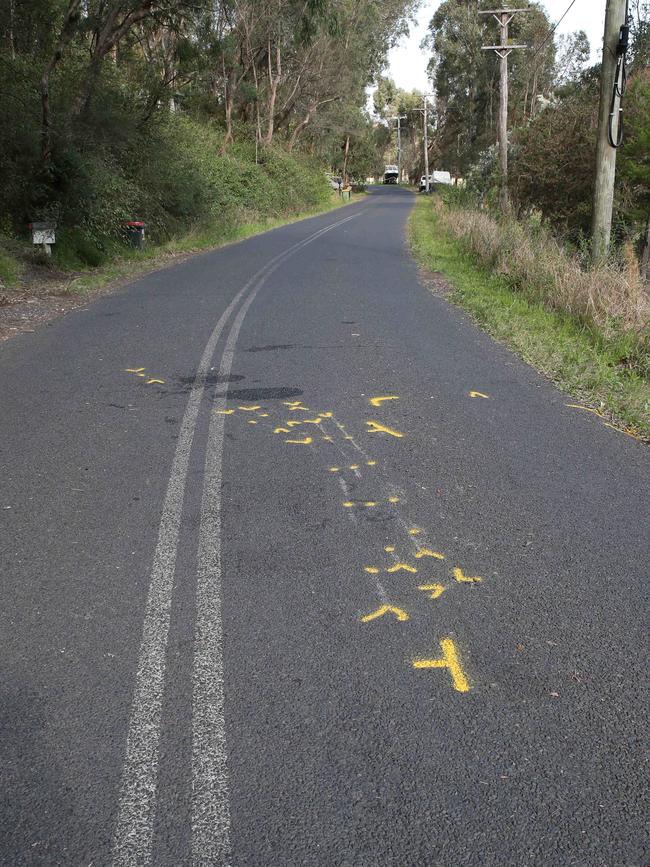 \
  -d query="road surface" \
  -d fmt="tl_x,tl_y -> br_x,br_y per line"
1,187 -> 648,866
